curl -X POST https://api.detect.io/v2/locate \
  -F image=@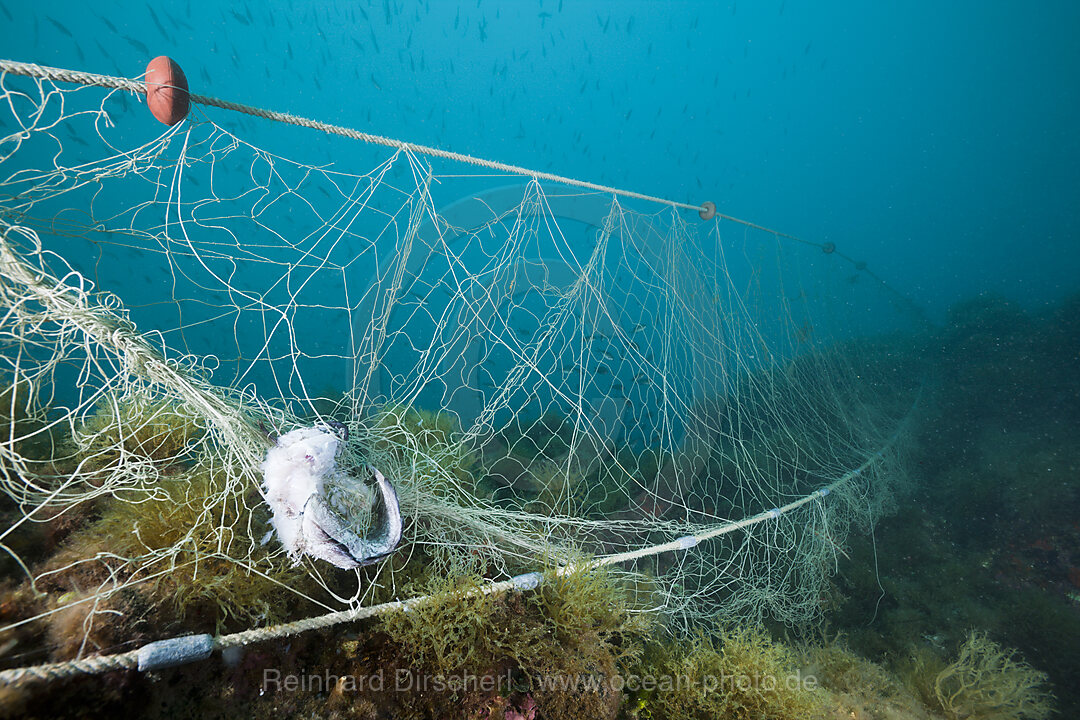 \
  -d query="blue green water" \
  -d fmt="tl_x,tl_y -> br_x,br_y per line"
5,0 -> 1078,318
